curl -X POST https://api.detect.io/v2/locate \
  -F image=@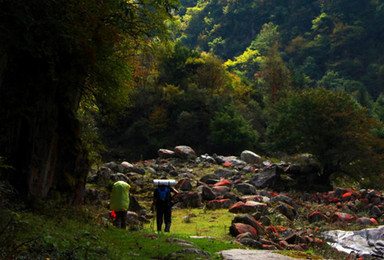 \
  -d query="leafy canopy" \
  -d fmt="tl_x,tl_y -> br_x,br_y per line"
267,88 -> 384,182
